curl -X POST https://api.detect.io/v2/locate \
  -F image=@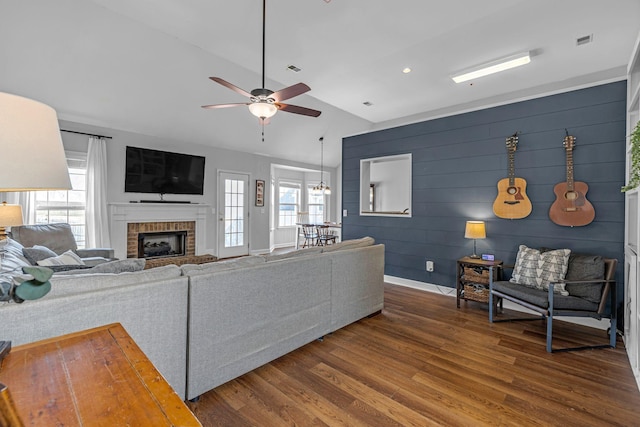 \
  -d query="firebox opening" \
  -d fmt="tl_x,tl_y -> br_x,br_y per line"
138,231 -> 187,259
